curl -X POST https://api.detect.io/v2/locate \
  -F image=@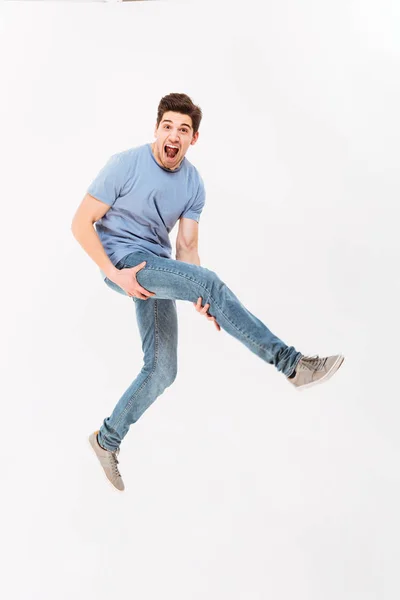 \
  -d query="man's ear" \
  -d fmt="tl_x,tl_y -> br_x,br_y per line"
191,131 -> 199,146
